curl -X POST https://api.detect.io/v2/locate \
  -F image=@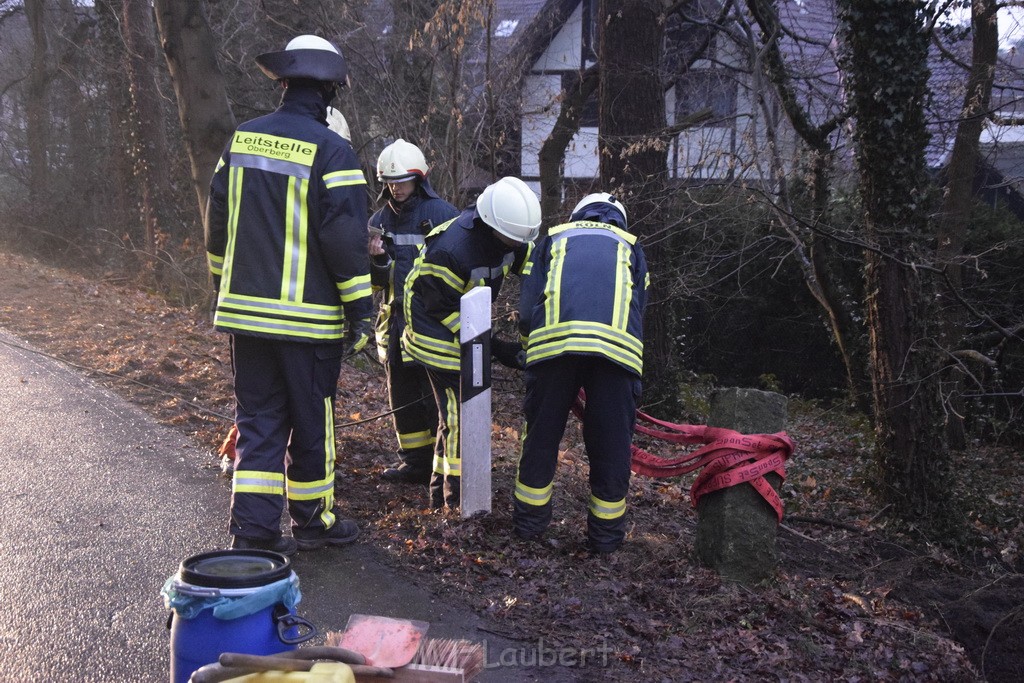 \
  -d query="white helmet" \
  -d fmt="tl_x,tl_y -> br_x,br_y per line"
571,192 -> 628,230
476,177 -> 542,243
256,34 -> 348,84
326,107 -> 351,140
377,139 -> 428,182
